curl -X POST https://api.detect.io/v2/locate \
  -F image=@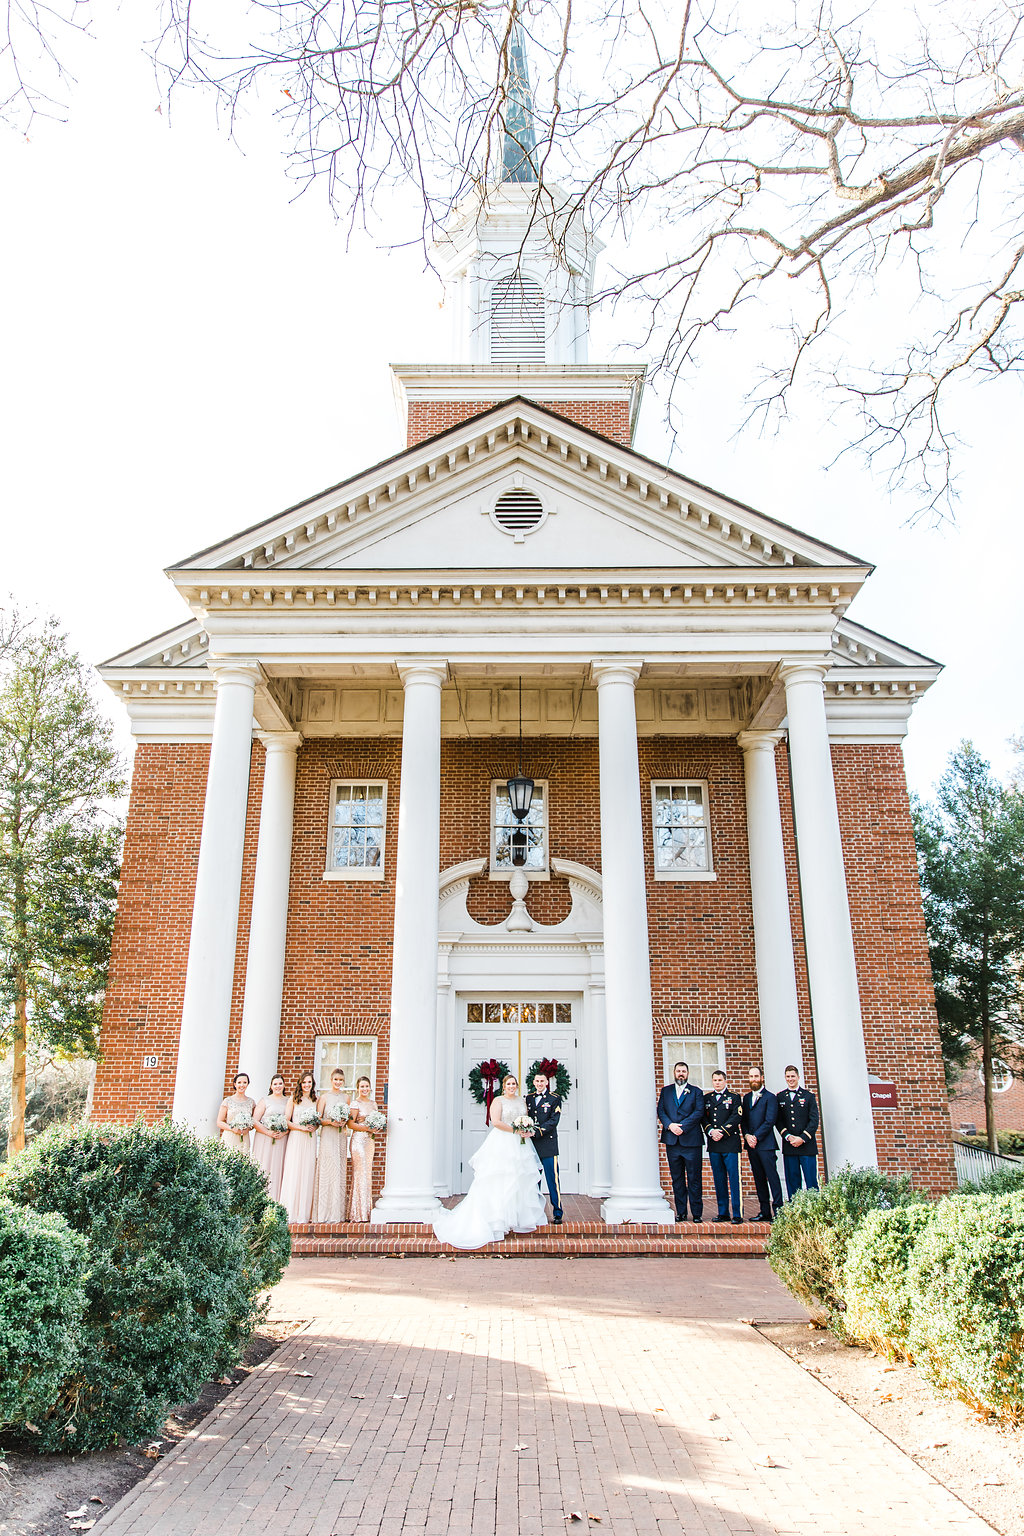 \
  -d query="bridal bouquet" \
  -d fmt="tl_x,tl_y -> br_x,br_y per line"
510,1114 -> 537,1146
363,1110 -> 387,1140
226,1107 -> 254,1132
263,1111 -> 288,1134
